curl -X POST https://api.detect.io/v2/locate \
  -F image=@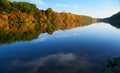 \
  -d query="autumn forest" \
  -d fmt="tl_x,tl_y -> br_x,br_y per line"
0,0 -> 97,45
